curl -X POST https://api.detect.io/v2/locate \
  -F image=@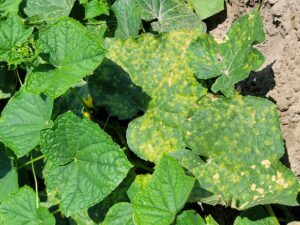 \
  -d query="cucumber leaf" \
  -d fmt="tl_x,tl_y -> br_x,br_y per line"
88,58 -> 150,120
0,13 -> 34,66
25,18 -> 105,98
0,186 -> 55,225
189,0 -> 224,20
180,95 -> 300,209
24,0 -> 76,23
176,210 -> 206,225
41,112 -> 132,215
106,30 -> 207,162
0,144 -> 18,202
0,0 -> 21,14
140,0 -> 206,33
187,9 -> 265,96
0,89 -> 53,158
132,156 -> 195,225
127,174 -> 151,201
102,202 -> 134,225
233,206 -> 274,225
112,0 -> 141,39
